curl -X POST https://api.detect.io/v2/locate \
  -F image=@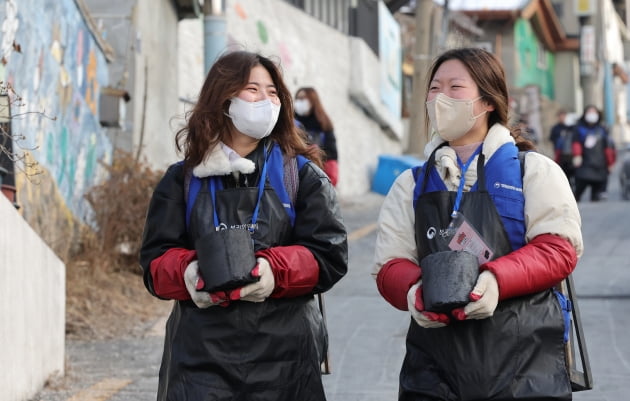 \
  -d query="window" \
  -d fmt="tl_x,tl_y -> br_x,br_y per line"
282,0 -> 352,34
